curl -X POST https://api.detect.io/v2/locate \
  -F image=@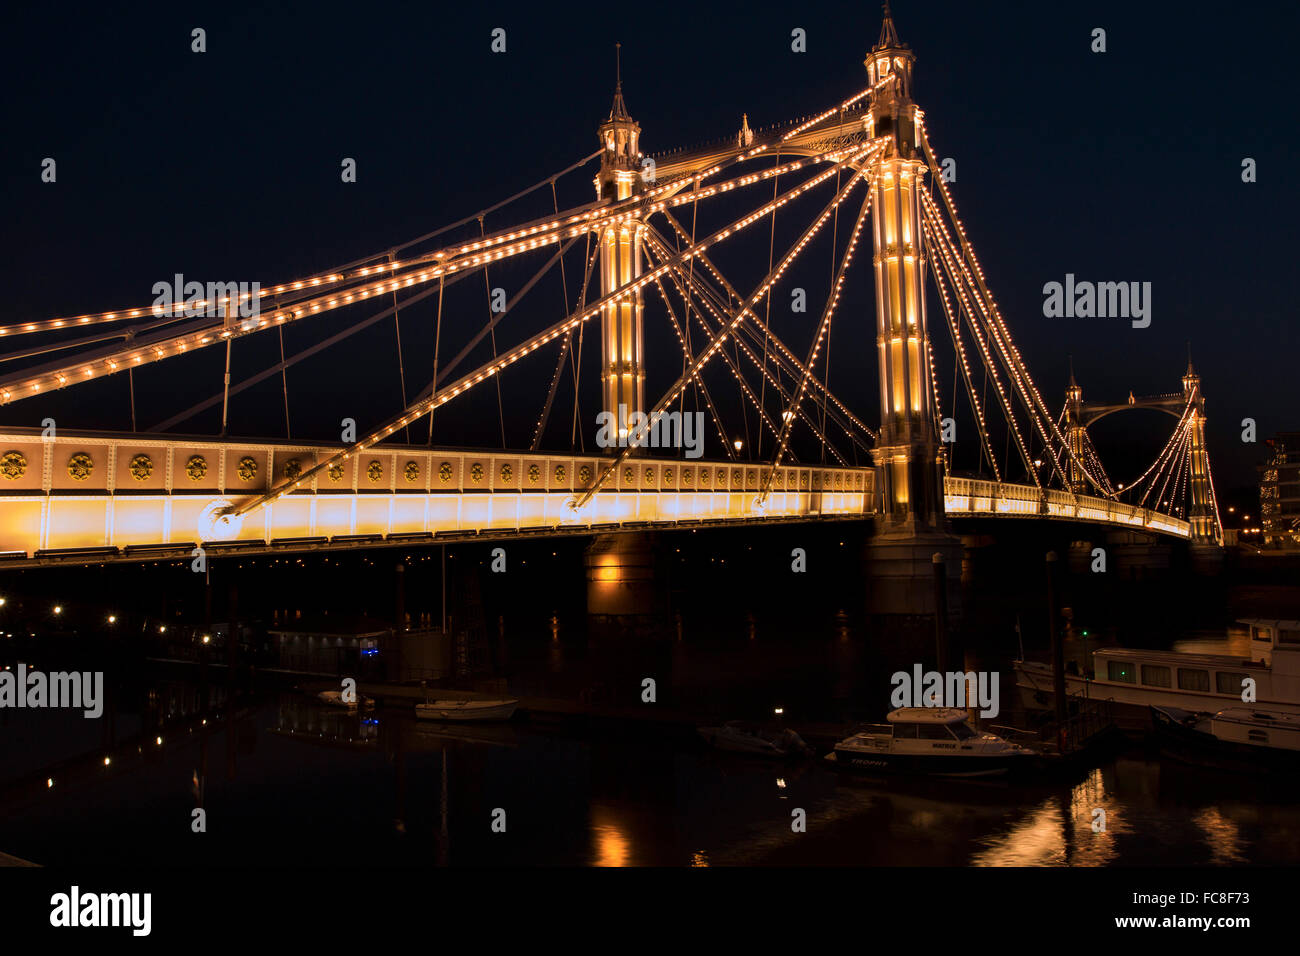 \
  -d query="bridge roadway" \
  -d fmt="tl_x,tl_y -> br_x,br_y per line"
0,431 -> 1189,567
